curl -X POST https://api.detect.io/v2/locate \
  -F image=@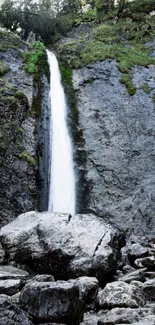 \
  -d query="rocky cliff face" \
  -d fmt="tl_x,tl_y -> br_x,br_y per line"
0,31 -> 49,226
72,58 -> 155,243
